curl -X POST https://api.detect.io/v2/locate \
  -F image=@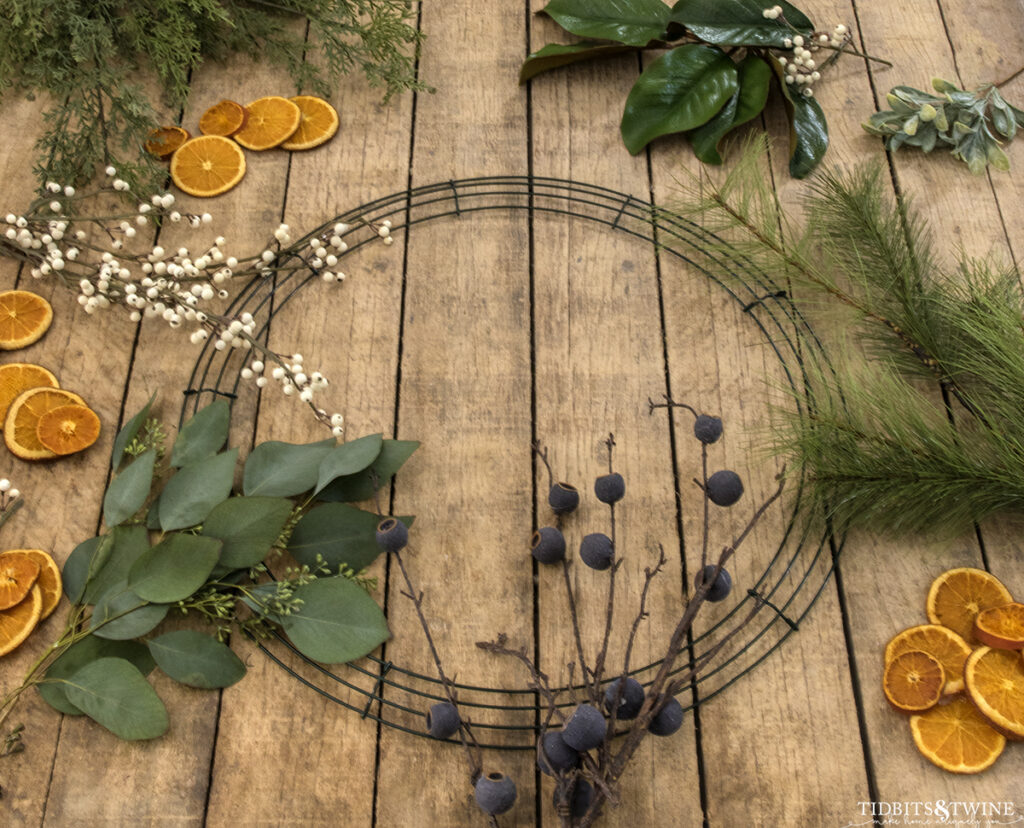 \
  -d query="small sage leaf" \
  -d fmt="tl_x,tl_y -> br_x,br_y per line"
110,392 -> 156,471
314,433 -> 384,495
200,495 -> 294,569
316,439 -> 420,503
520,41 -> 639,84
243,438 -> 336,497
158,448 -> 238,530
278,576 -> 390,663
170,399 -> 230,468
670,0 -> 813,47
148,630 -> 246,689
288,504 -> 414,572
128,534 -> 222,603
39,636 -> 155,716
620,44 -> 738,154
62,658 -> 168,740
544,0 -> 671,46
103,448 -> 156,528
90,584 -> 168,640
